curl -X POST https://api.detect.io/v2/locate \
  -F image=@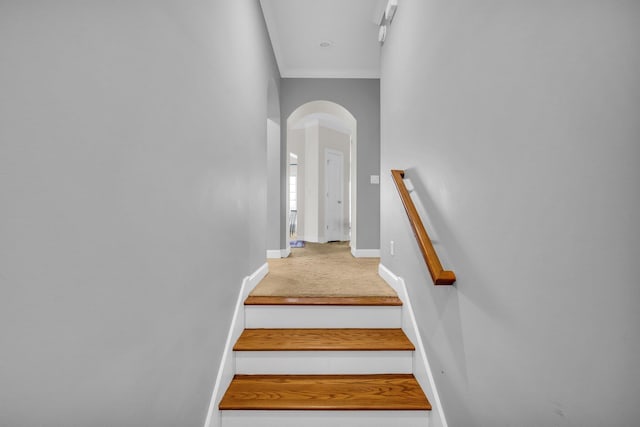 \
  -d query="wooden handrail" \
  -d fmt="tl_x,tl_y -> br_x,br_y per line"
391,170 -> 456,285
